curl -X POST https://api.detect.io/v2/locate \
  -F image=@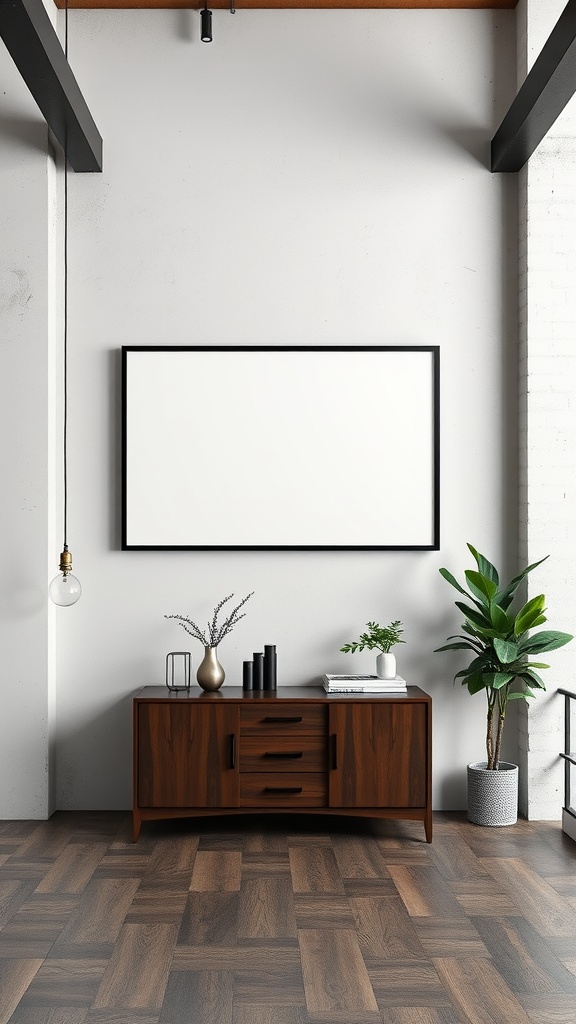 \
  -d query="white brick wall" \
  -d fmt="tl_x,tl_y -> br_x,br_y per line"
517,0 -> 576,819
